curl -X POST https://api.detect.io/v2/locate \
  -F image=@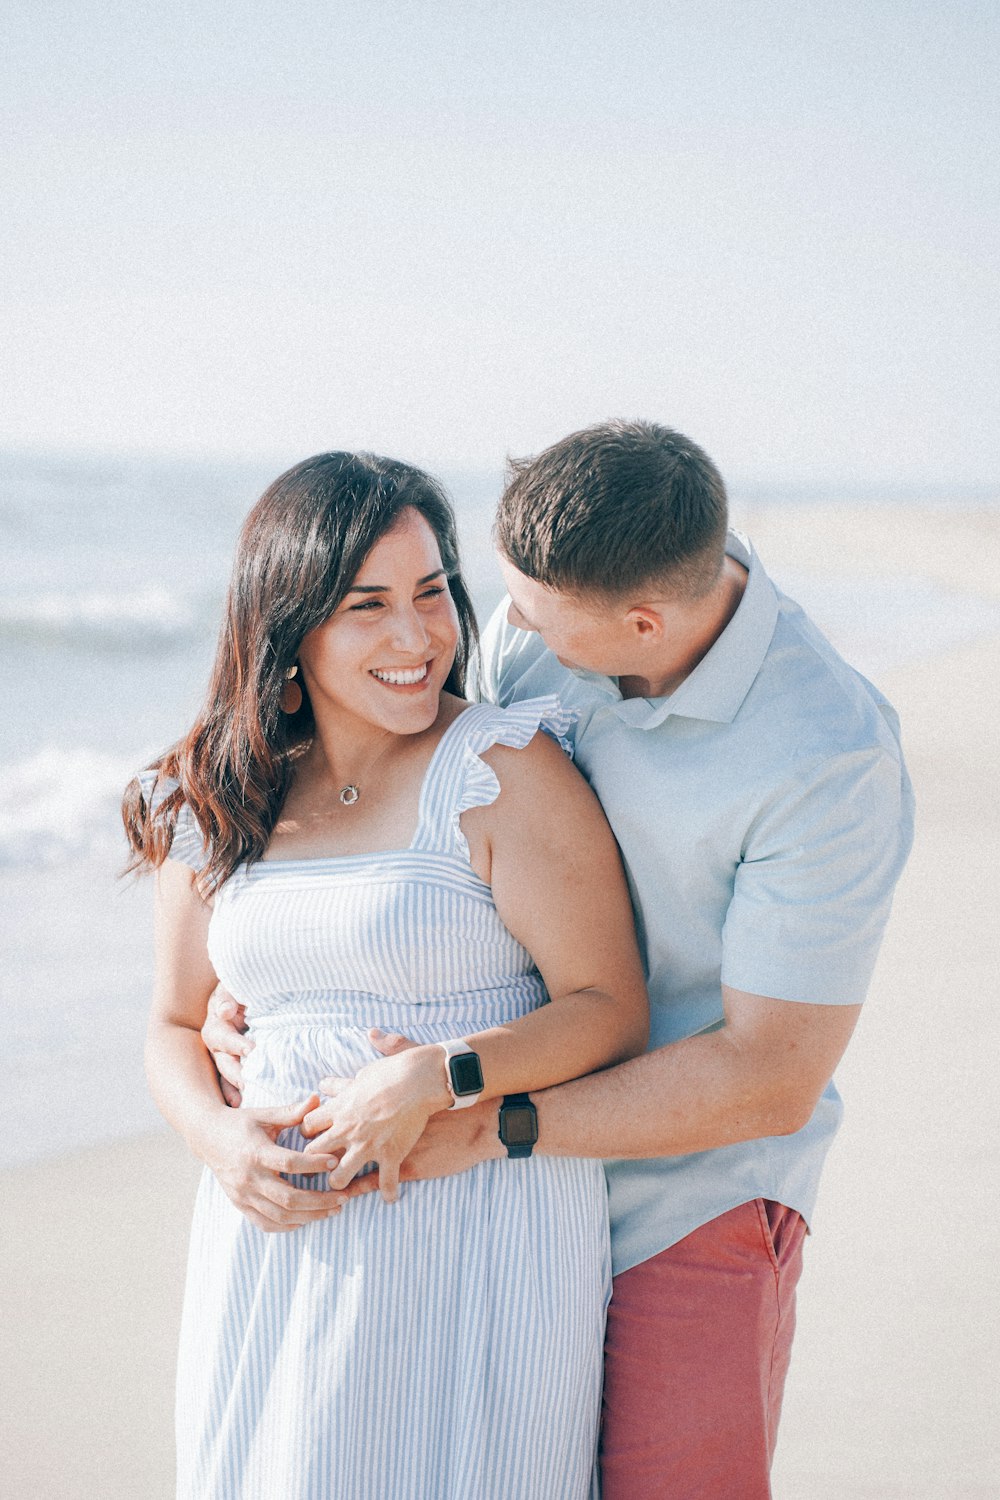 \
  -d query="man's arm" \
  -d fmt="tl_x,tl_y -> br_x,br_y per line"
330,987 -> 859,1197
527,985 -> 860,1159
